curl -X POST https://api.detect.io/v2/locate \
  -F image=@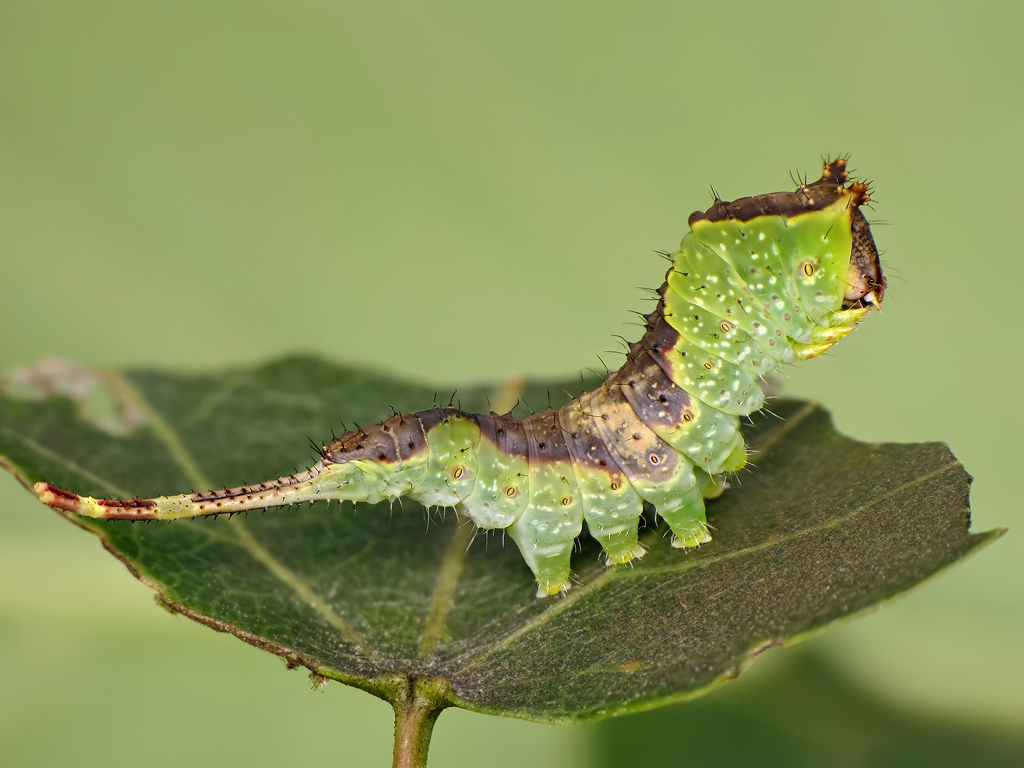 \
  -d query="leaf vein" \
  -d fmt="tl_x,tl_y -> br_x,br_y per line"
0,427 -> 132,498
